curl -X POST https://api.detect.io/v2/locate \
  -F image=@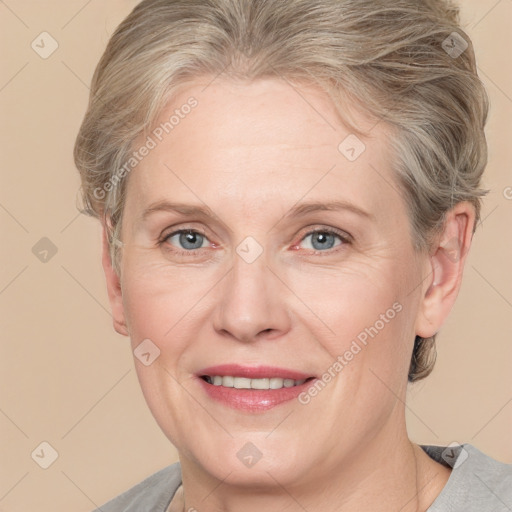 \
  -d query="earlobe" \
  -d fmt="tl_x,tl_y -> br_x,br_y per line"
101,224 -> 129,337
415,203 -> 476,339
